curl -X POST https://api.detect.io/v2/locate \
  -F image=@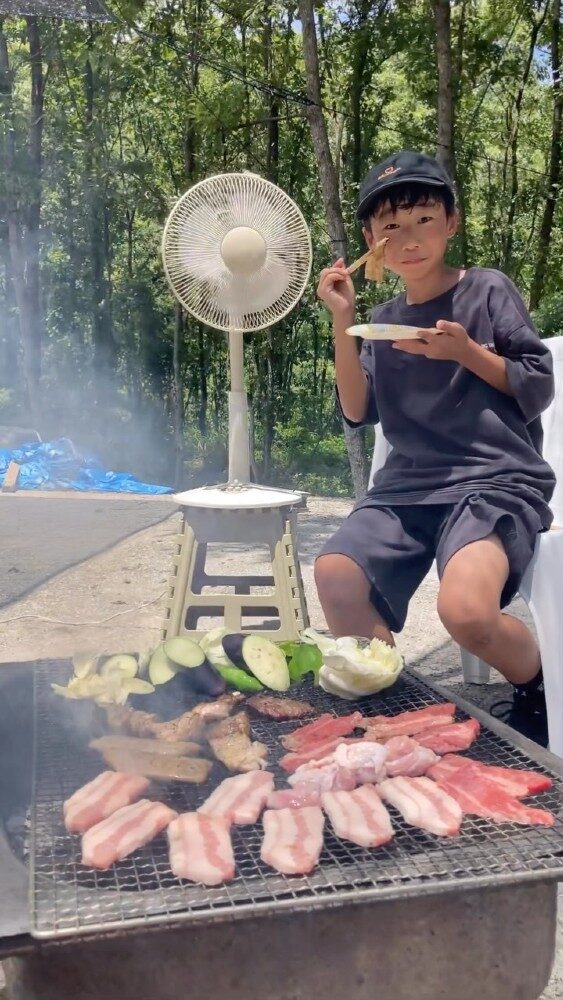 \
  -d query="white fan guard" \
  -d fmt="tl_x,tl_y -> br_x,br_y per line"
161,172 -> 312,333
